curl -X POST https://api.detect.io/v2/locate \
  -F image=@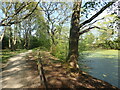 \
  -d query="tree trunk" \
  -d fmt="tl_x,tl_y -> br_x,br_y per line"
9,27 -> 14,51
66,1 -> 81,70
28,27 -> 31,49
24,28 -> 29,49
0,27 -> 6,42
12,25 -> 18,51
